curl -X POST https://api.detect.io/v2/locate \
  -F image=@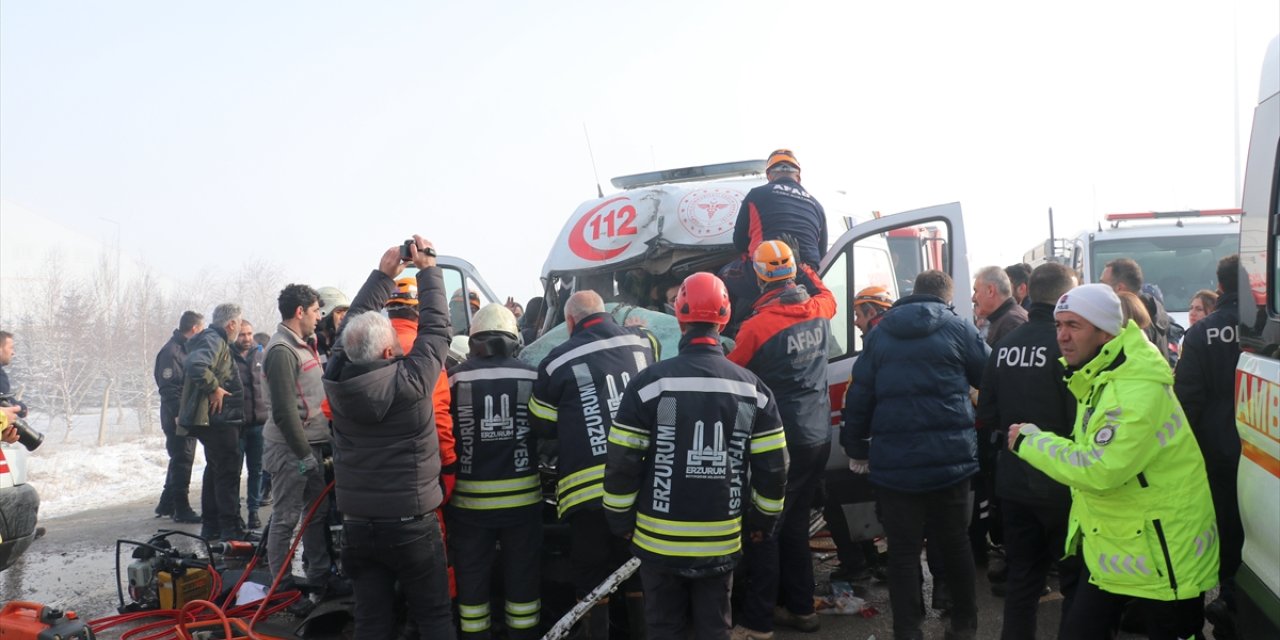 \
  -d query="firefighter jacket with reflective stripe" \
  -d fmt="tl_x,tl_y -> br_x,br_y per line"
604,328 -> 790,576
1014,322 -> 1219,601
732,177 -> 828,268
728,266 -> 836,448
447,344 -> 542,527
530,312 -> 659,519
